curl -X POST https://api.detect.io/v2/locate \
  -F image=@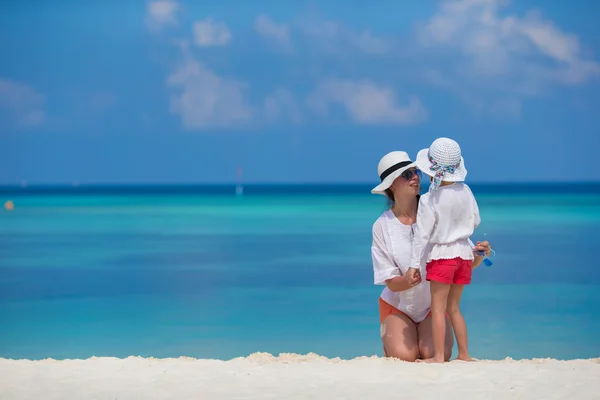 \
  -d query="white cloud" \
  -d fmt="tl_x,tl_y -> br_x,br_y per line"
264,88 -> 301,123
0,79 -> 45,127
298,18 -> 389,55
69,90 -> 118,117
307,79 -> 427,125
354,31 -> 388,55
87,91 -> 118,112
489,98 -> 522,119
146,0 -> 179,33
415,0 -> 600,120
193,18 -> 231,47
166,57 -> 253,129
419,0 -> 600,87
254,15 -> 290,47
